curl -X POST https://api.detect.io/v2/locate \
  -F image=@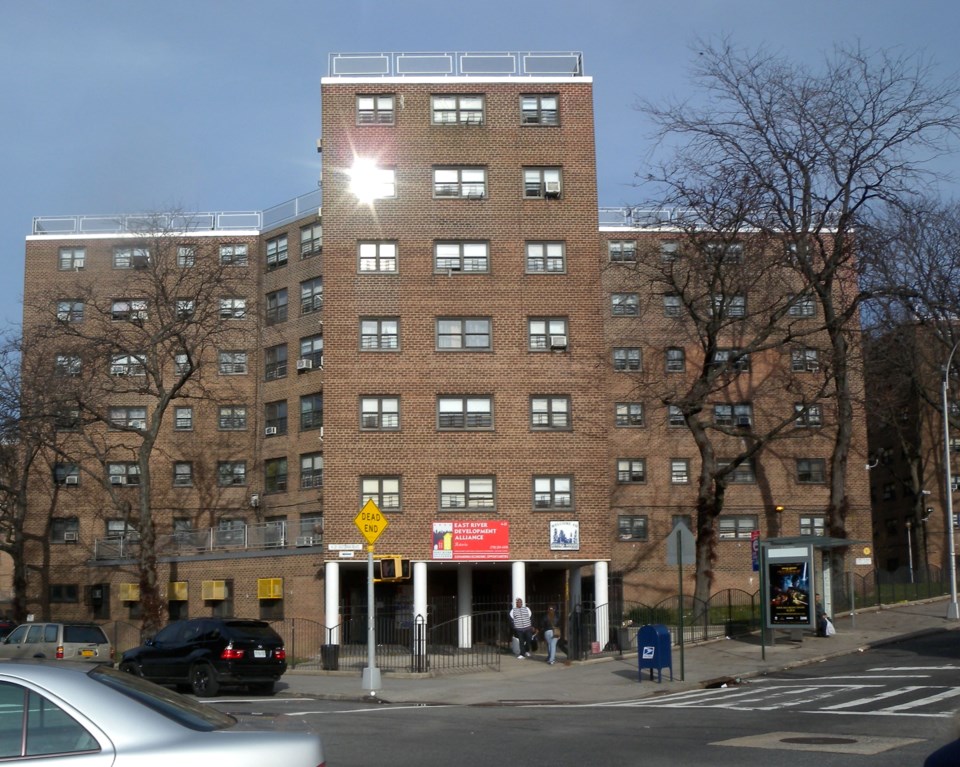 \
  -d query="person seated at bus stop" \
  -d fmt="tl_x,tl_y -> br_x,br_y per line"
509,598 -> 534,659
815,593 -> 830,637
